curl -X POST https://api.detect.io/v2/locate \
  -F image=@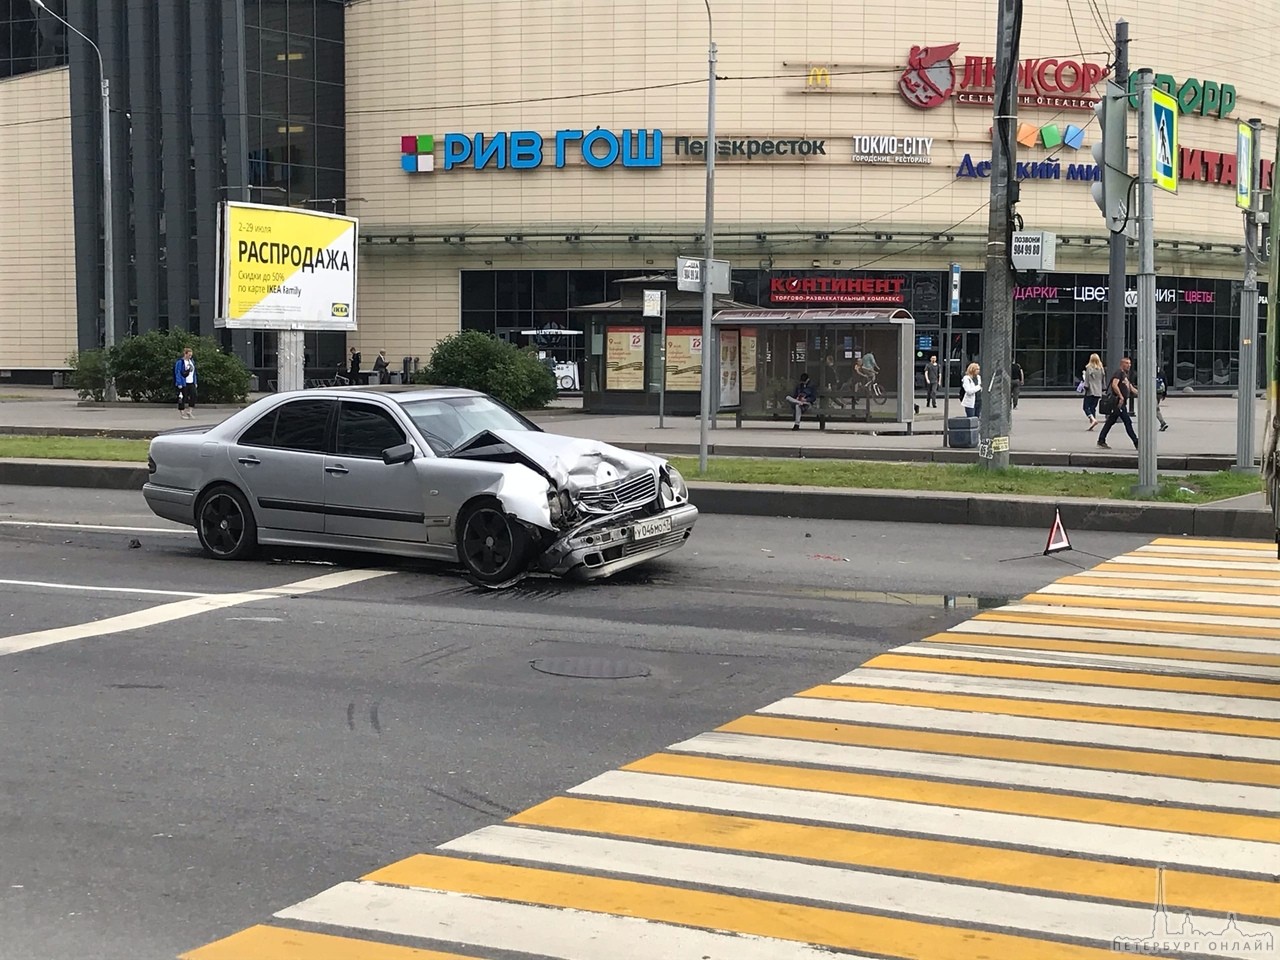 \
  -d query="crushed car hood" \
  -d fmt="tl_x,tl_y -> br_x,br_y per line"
449,429 -> 658,489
